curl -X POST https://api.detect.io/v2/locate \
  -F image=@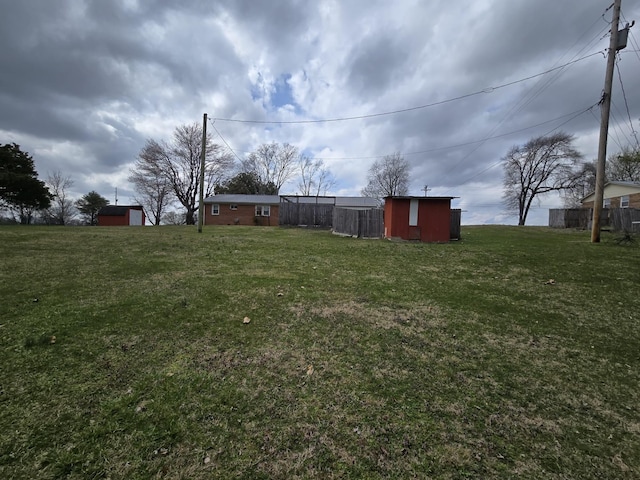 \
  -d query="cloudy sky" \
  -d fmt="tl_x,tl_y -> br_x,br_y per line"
2,0 -> 639,225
